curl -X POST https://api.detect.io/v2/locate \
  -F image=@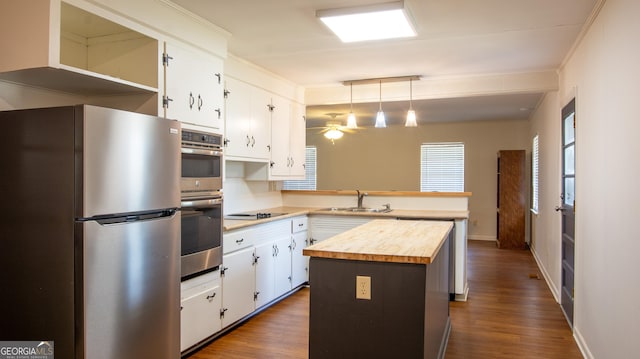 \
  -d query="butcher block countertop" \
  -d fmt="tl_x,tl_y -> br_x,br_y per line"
303,219 -> 453,264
